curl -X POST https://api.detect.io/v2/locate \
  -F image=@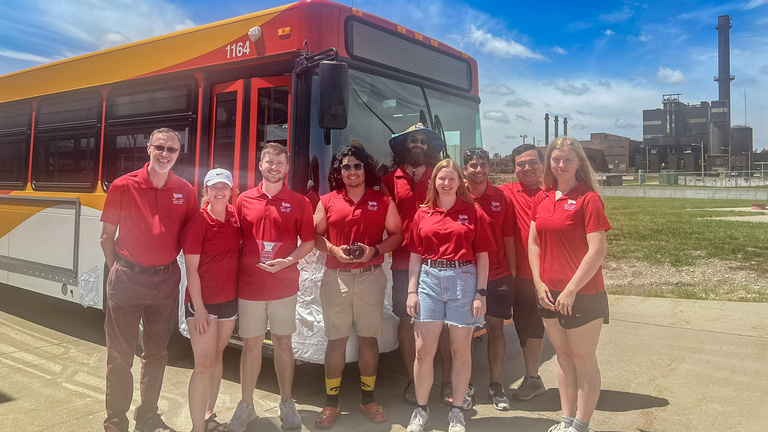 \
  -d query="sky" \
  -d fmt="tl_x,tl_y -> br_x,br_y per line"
1,0 -> 767,156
